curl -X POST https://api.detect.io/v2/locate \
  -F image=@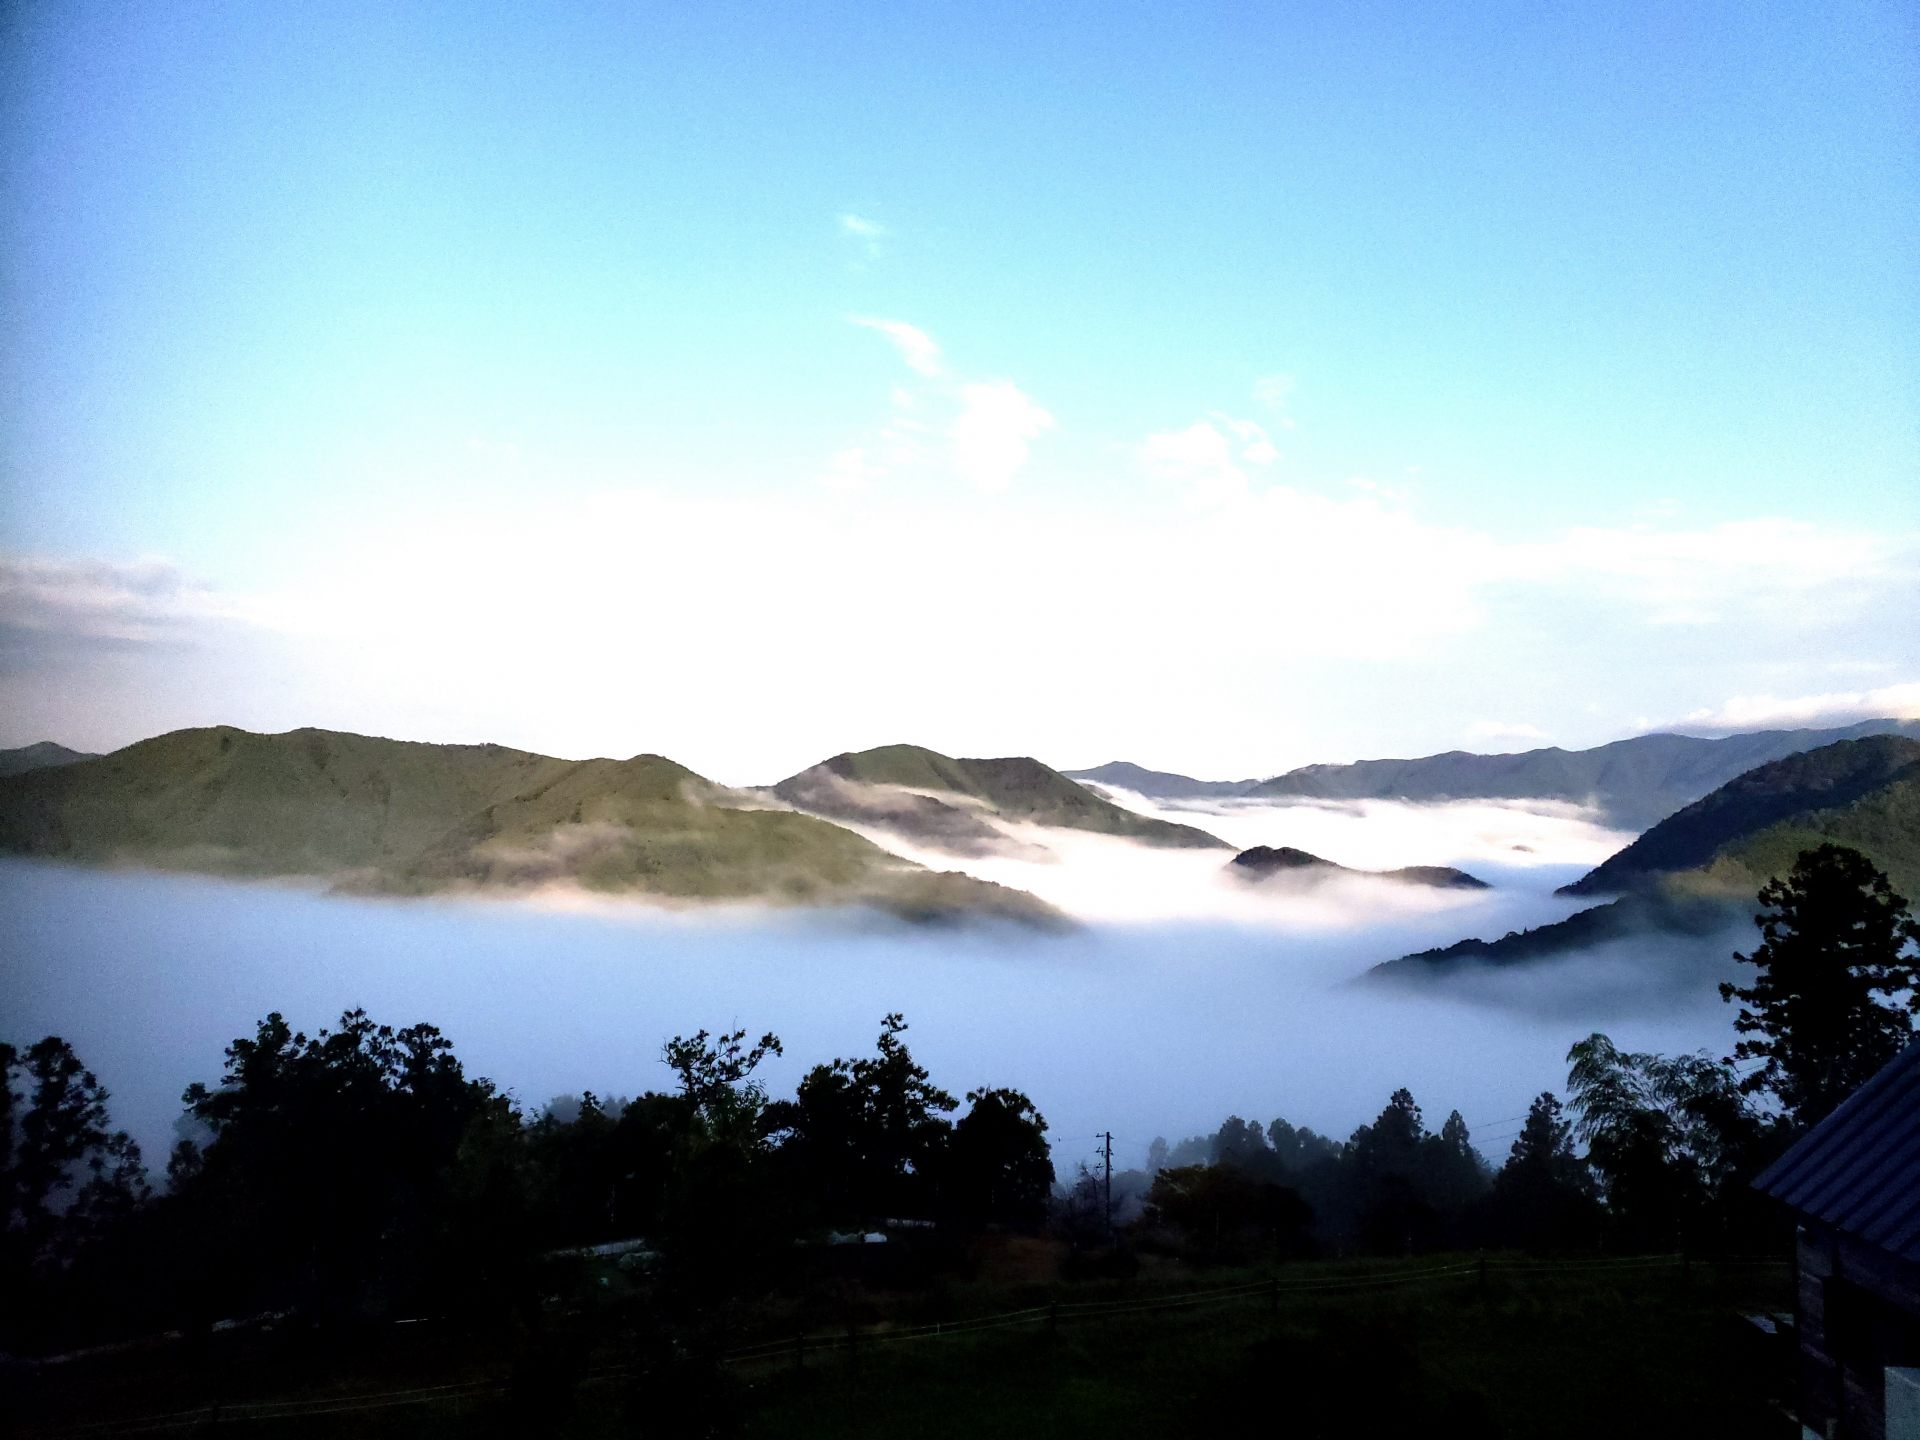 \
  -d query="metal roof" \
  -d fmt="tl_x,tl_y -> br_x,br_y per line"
1752,1038 -> 1920,1264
